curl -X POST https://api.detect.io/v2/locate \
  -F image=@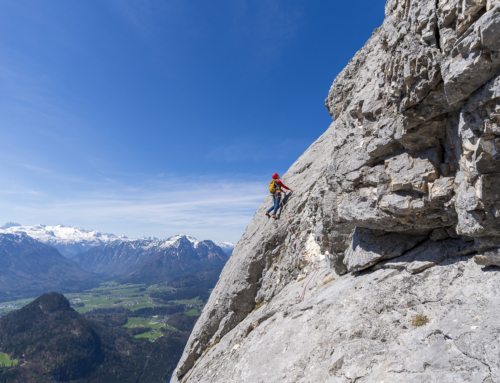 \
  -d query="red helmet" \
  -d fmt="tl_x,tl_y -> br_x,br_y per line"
272,173 -> 279,179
